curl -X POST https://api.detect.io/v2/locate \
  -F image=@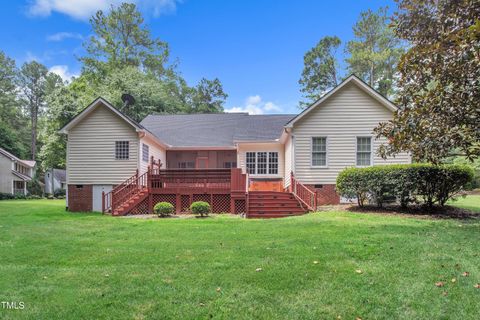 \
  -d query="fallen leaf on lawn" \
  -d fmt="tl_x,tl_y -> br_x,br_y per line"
435,281 -> 445,287
256,268 -> 263,272
462,272 -> 470,277
355,317 -> 362,320
216,287 -> 221,292
313,261 -> 319,264
355,269 -> 363,274
451,278 -> 456,283
474,283 -> 480,289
